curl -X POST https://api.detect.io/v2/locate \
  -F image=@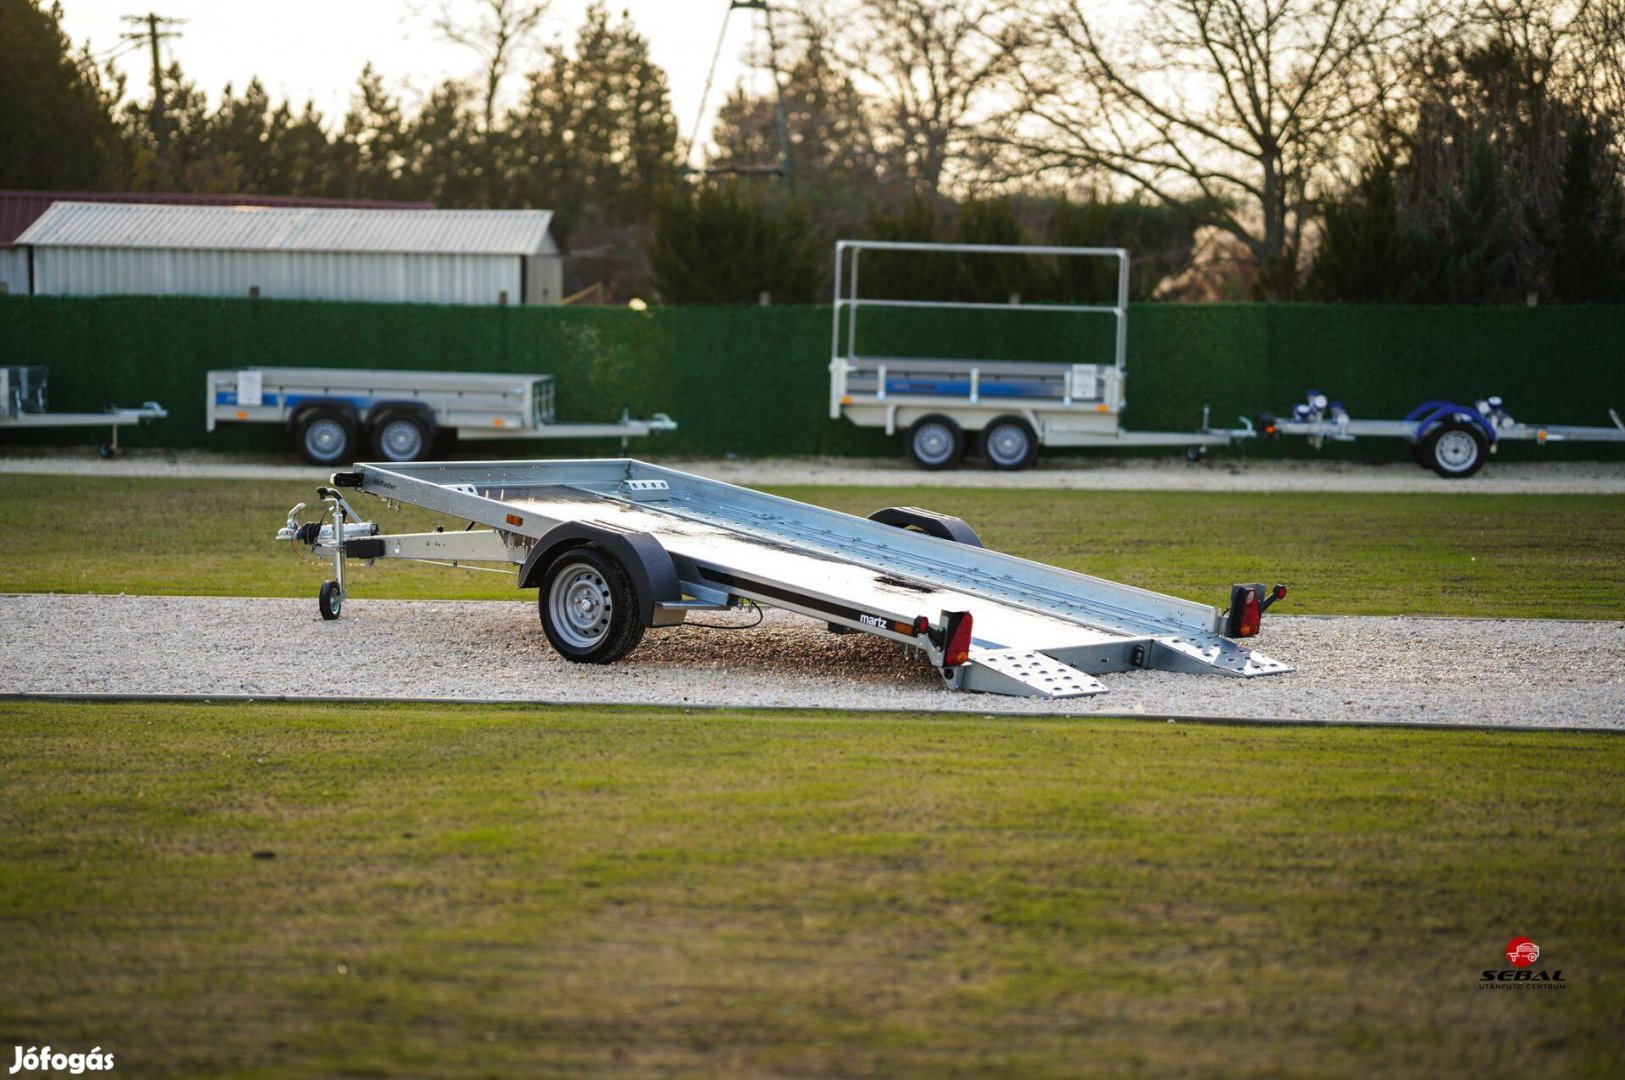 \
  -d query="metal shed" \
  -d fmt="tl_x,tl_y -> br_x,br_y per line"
16,202 -> 562,306
0,189 -> 434,298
